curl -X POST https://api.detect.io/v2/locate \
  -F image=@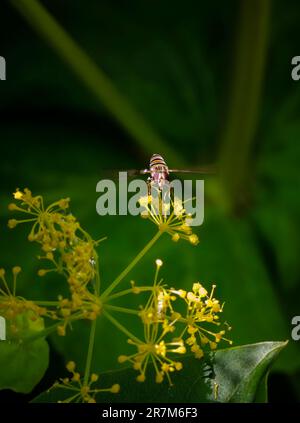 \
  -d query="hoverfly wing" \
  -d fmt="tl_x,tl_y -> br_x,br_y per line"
168,165 -> 217,175
98,169 -> 150,180
127,169 -> 150,176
